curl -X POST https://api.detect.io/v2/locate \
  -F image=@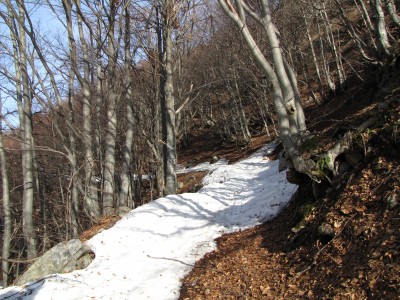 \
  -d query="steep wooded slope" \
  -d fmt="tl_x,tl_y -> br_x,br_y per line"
179,62 -> 400,299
